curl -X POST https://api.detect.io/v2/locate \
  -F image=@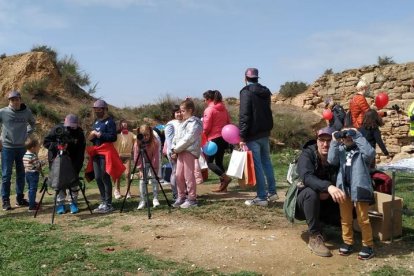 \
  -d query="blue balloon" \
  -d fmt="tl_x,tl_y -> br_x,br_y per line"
202,141 -> 218,156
